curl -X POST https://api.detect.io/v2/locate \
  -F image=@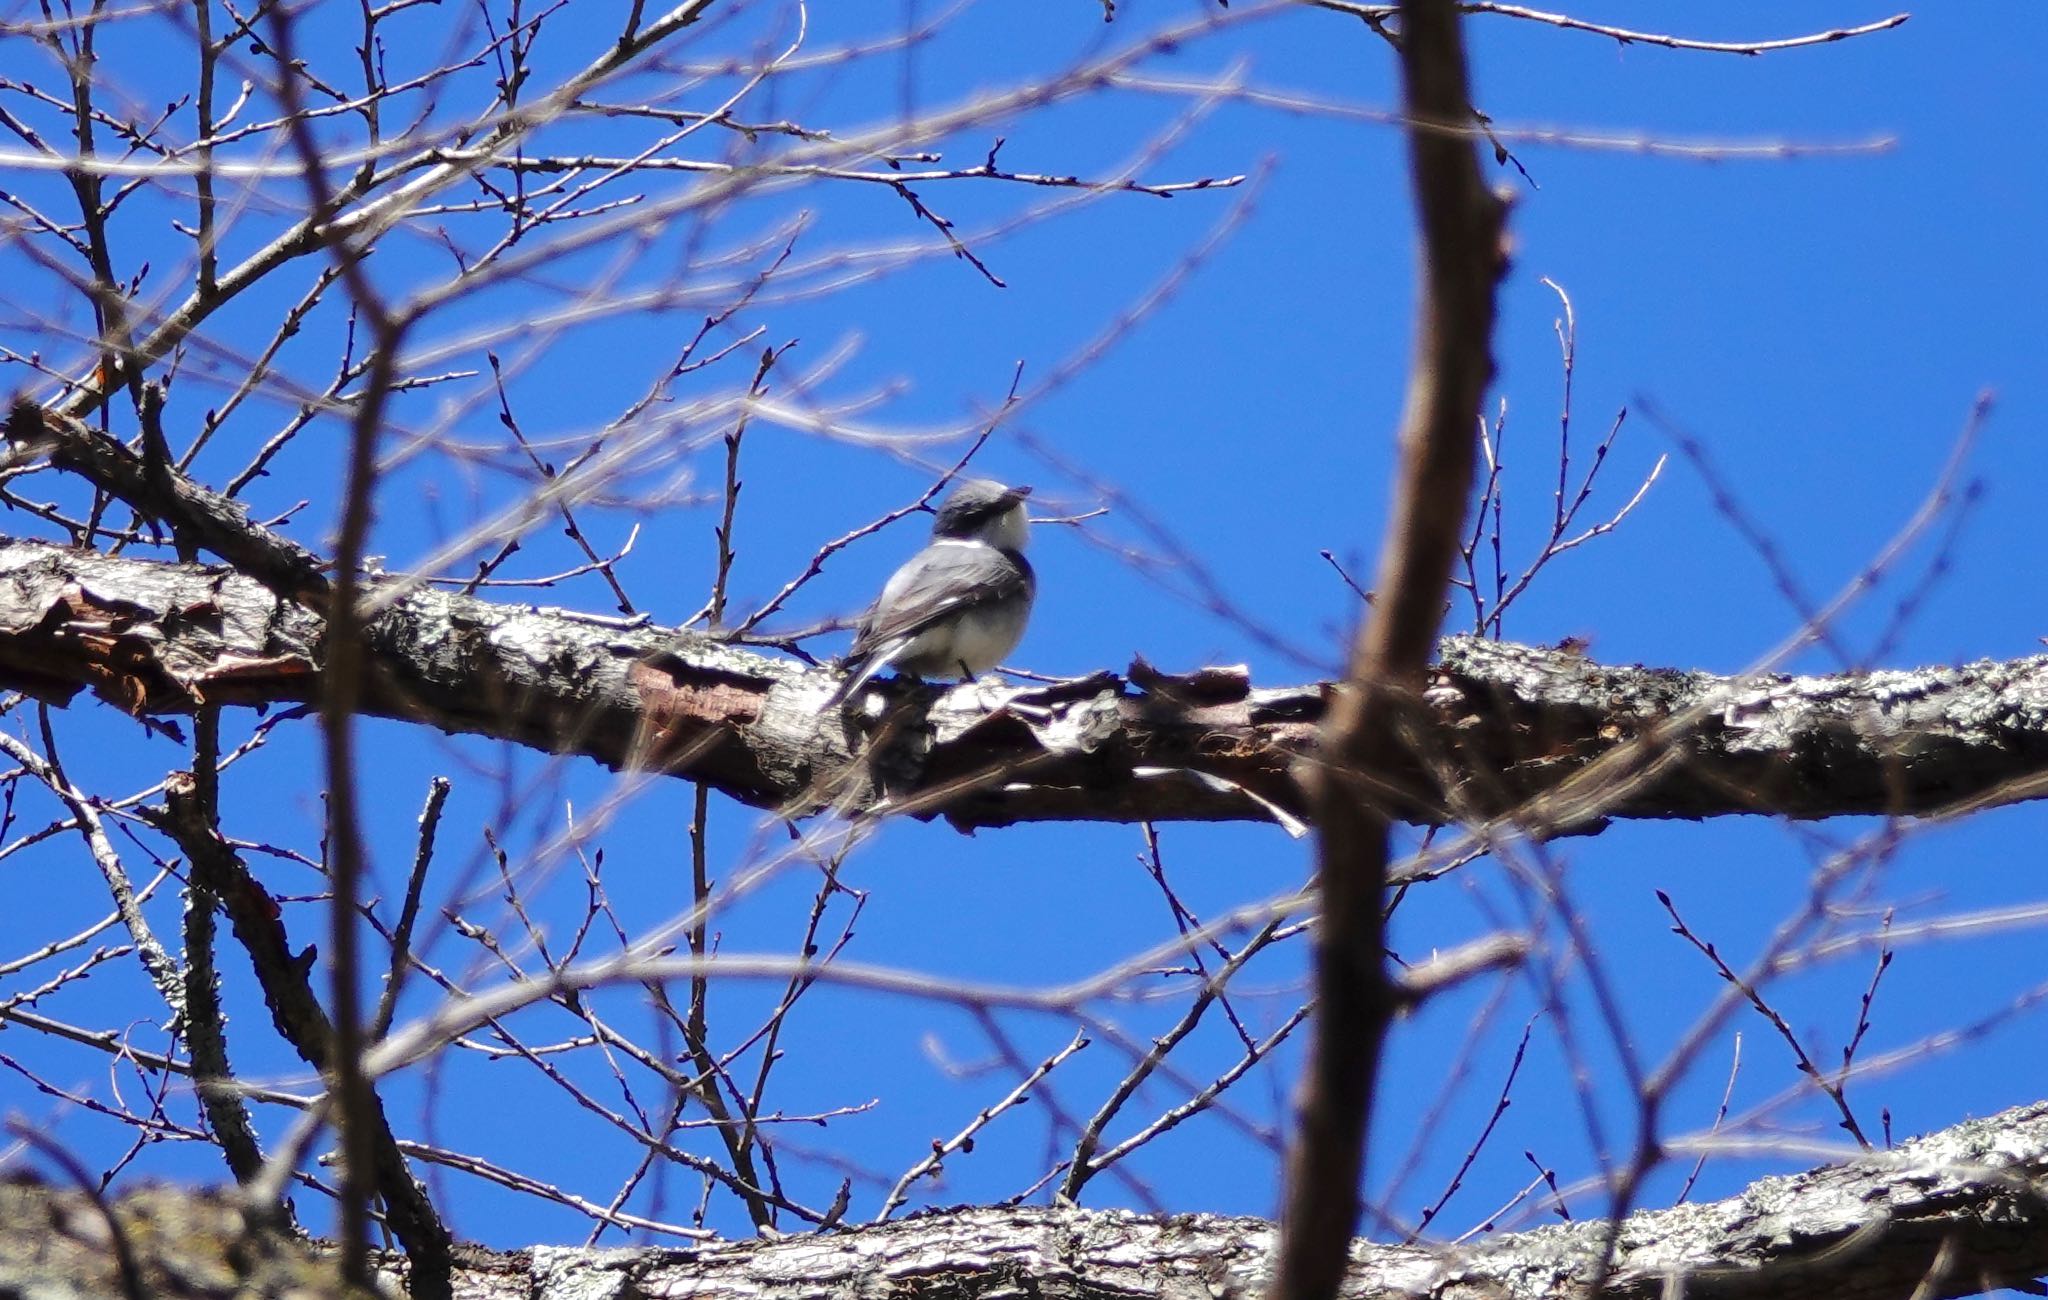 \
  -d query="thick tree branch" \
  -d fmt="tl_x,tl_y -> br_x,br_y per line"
4,1101 -> 2046,1298
4,538 -> 2048,831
